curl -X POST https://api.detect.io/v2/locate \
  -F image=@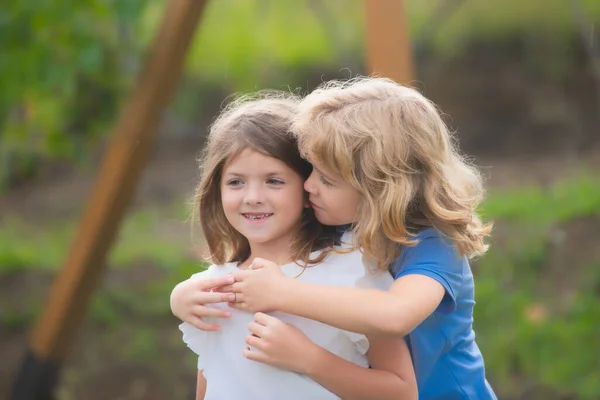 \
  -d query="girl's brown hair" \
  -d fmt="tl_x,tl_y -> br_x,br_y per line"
294,77 -> 492,269
195,91 -> 337,265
